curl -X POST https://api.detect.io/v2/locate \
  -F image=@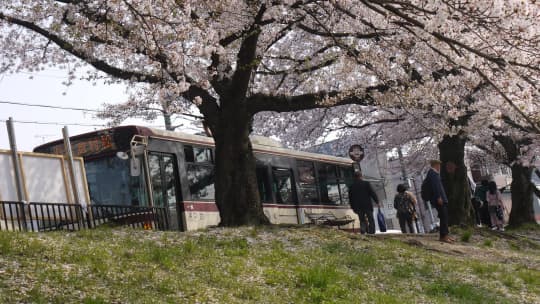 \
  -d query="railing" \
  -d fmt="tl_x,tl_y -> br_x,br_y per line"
0,201 -> 170,232
0,201 -> 27,231
28,202 -> 88,231
90,204 -> 170,231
